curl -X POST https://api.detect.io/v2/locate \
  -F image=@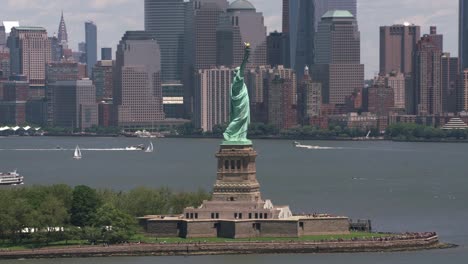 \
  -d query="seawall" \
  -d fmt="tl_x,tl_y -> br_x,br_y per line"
0,234 -> 453,259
